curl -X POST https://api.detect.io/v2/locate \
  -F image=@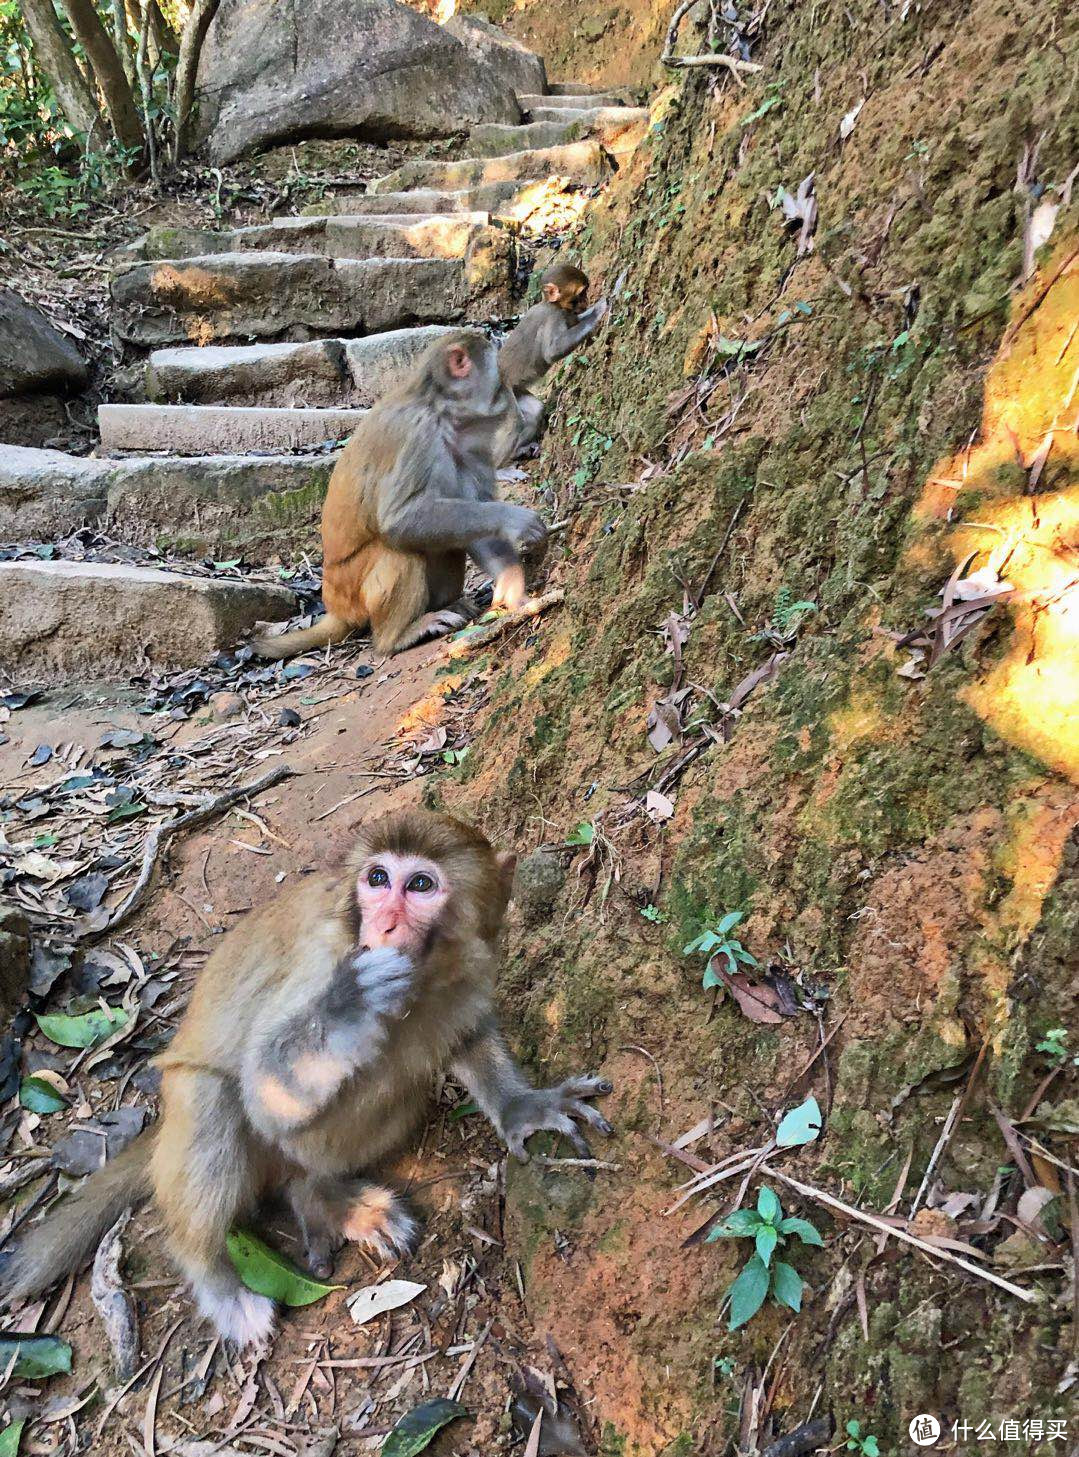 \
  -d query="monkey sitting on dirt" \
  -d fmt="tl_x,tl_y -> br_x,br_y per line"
1,811 -> 614,1350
